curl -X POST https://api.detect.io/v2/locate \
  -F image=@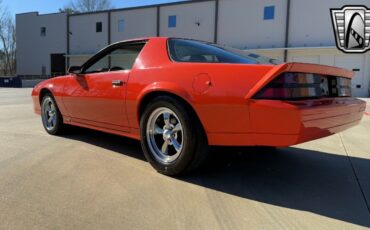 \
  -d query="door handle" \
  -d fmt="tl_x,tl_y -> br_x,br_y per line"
112,80 -> 124,87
